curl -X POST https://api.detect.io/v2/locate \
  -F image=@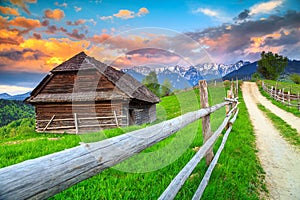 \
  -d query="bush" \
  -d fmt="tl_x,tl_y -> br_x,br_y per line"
290,73 -> 300,84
